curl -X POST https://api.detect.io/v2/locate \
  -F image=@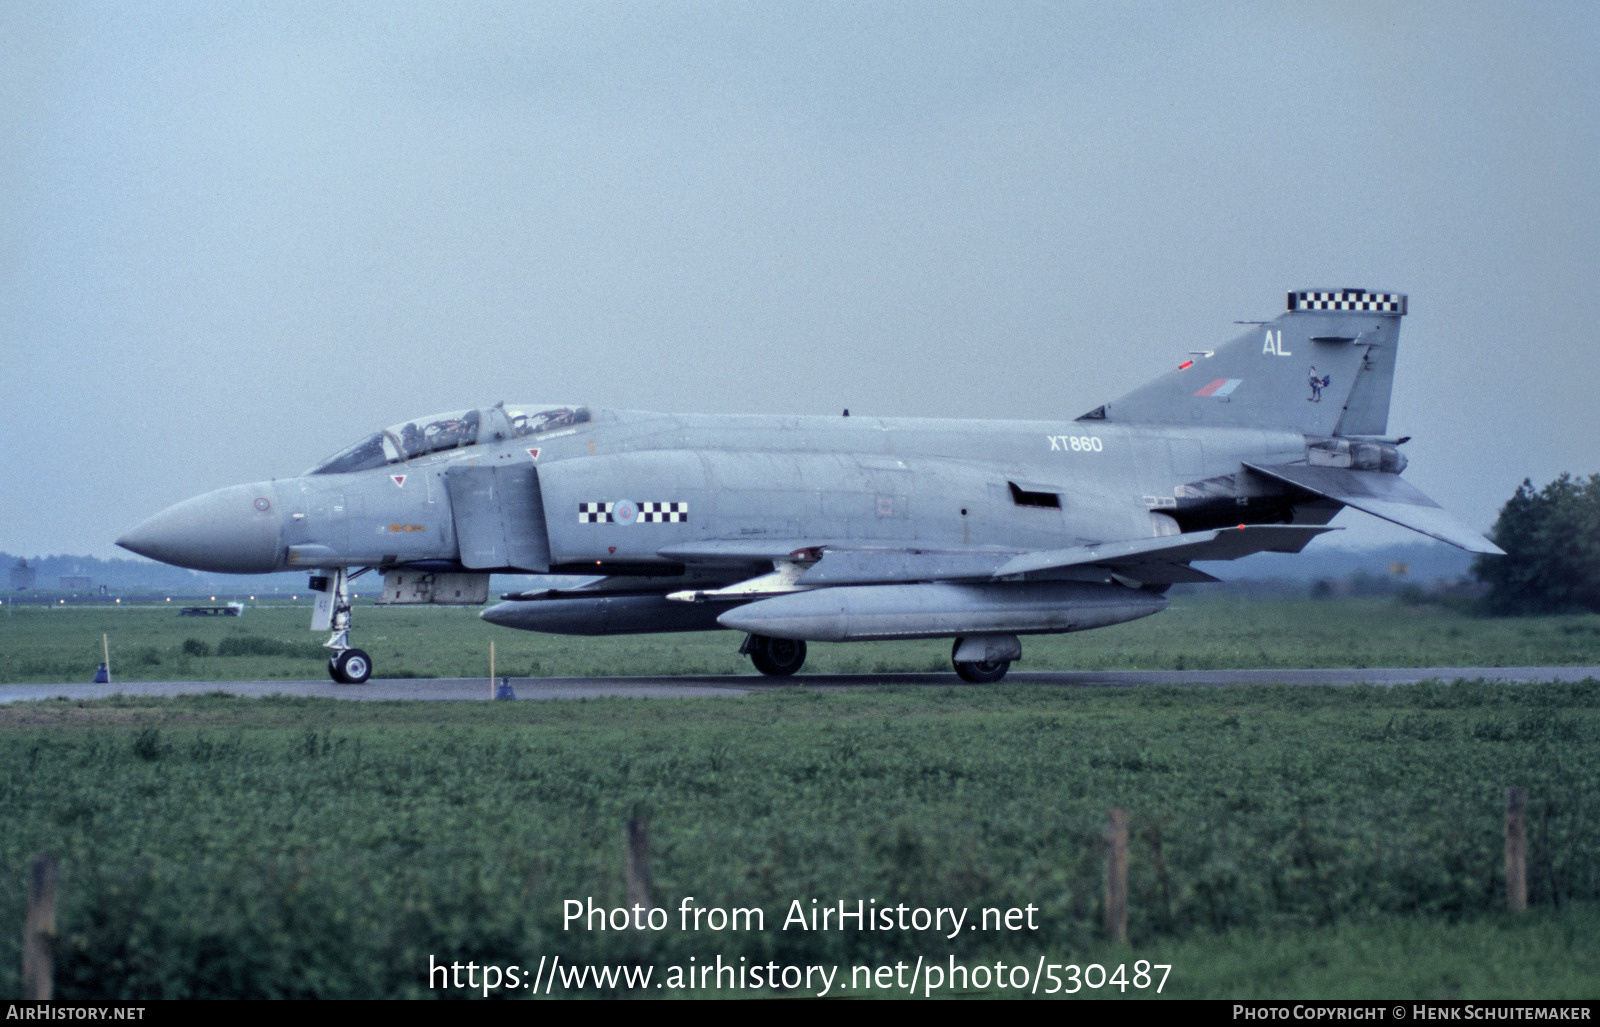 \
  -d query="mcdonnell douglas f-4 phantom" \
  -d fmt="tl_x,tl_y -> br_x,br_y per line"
119,289 -> 1501,684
